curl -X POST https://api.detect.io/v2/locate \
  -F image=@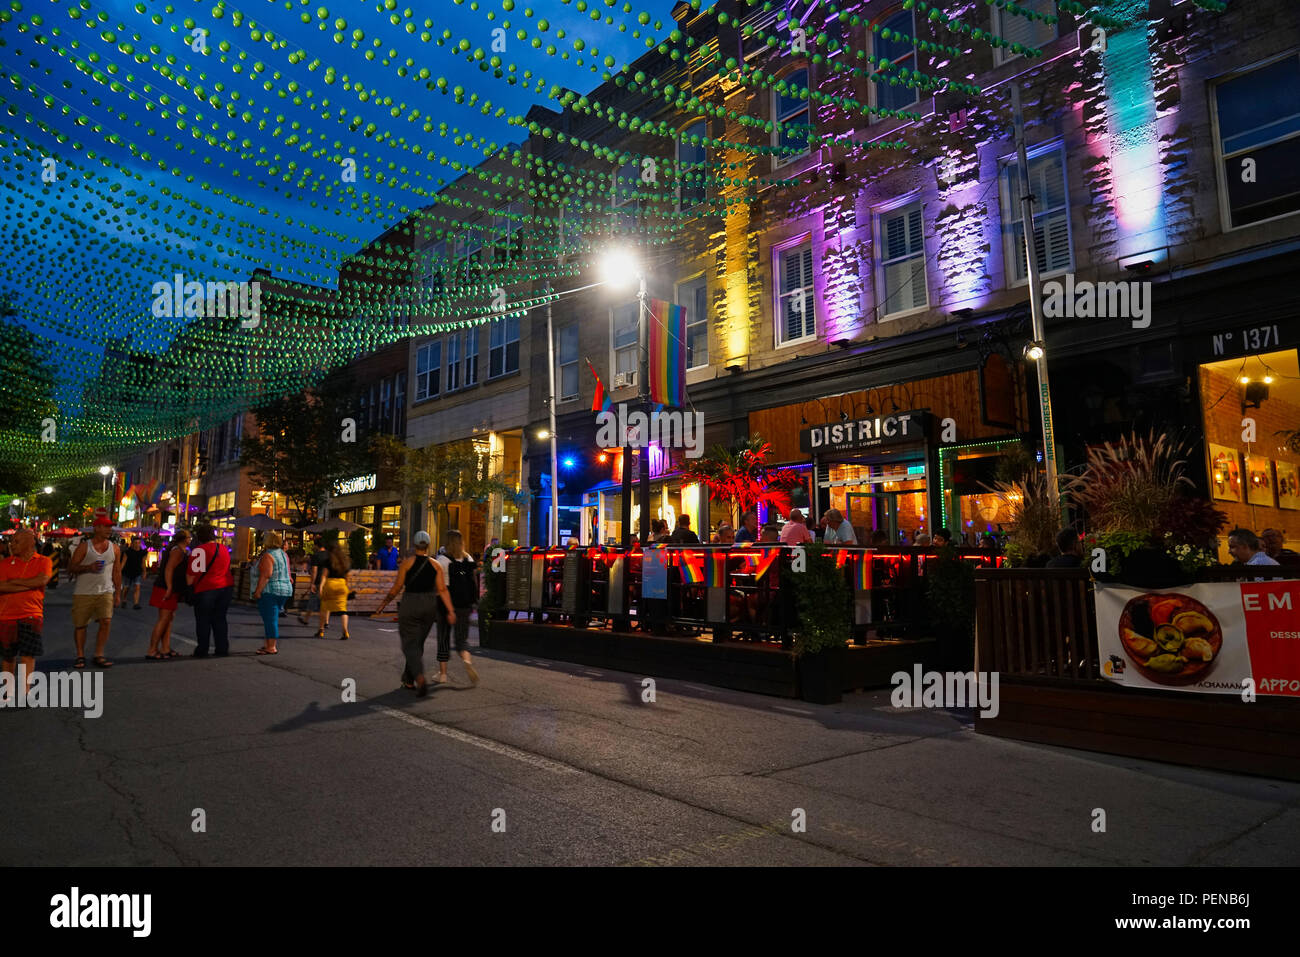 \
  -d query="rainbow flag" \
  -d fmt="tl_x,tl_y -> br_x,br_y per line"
587,358 -> 612,413
647,298 -> 686,407
706,550 -> 728,588
754,548 -> 780,582
856,553 -> 872,591
679,552 -> 705,584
